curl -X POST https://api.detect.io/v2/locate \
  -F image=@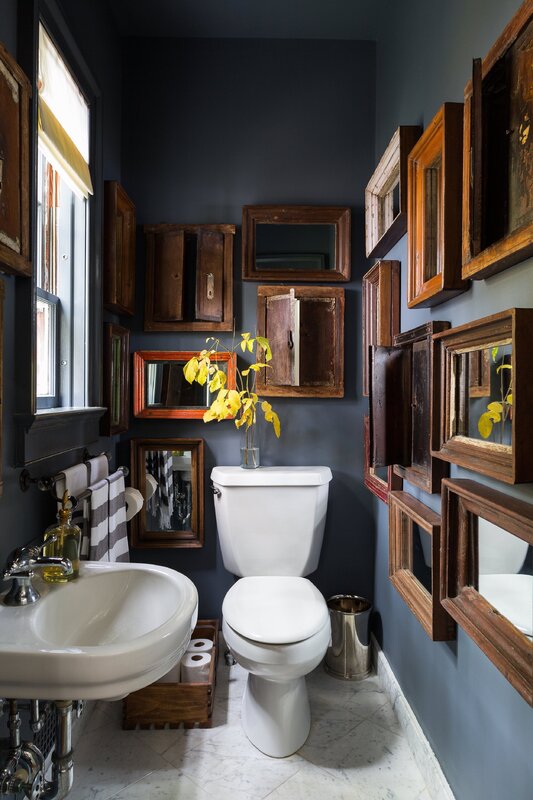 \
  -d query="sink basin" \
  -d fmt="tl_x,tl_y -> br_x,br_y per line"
0,561 -> 198,700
